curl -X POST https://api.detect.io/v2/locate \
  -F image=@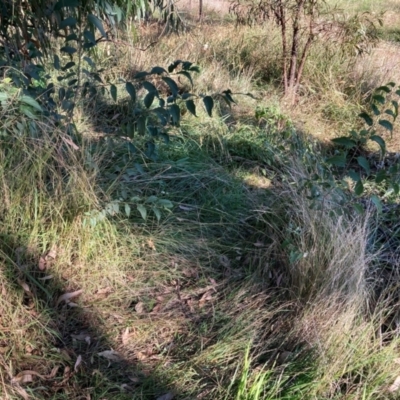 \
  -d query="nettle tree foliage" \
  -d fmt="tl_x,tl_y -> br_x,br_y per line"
230,0 -> 381,103
0,0 -> 232,150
